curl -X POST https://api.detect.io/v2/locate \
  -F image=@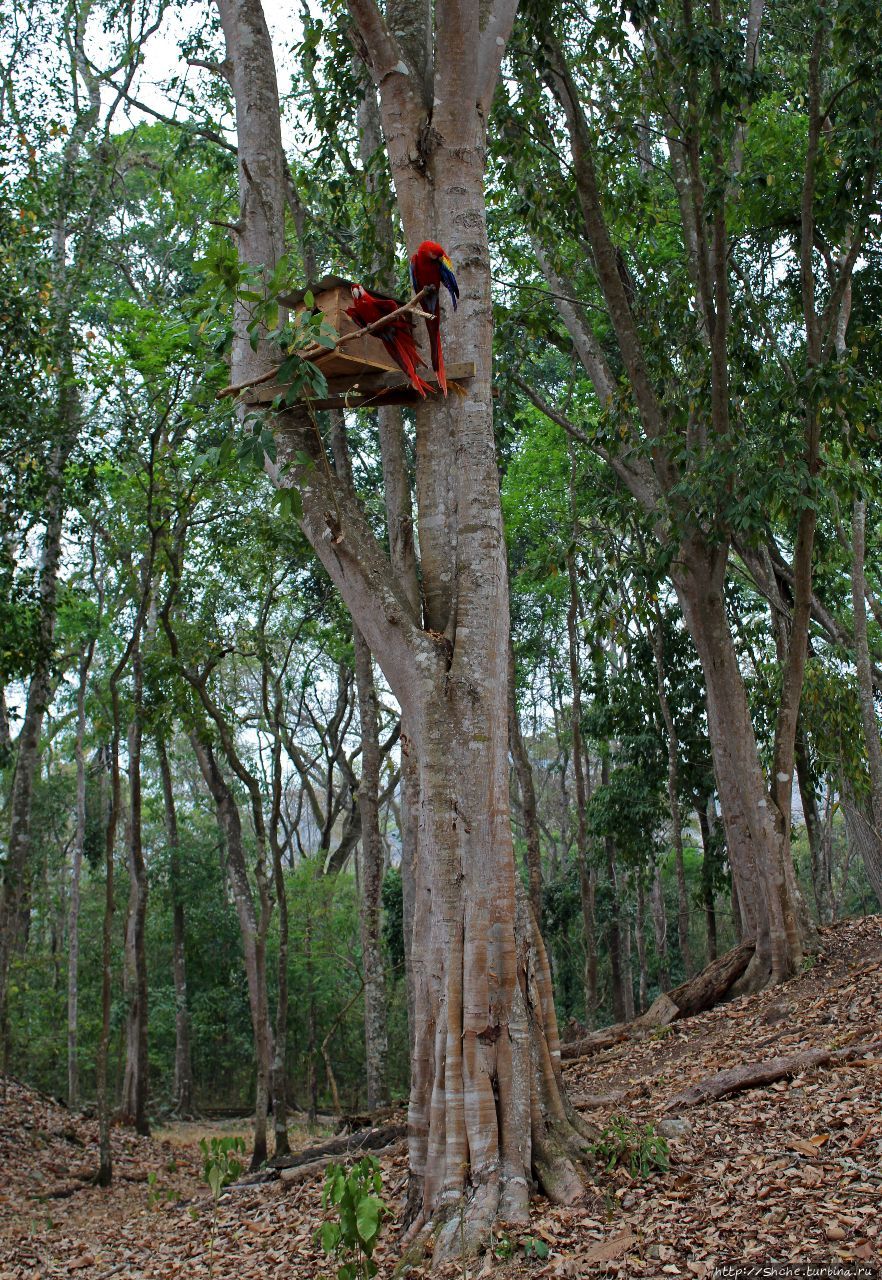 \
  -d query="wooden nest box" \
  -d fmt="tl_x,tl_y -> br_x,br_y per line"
243,275 -> 474,410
